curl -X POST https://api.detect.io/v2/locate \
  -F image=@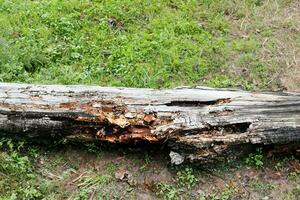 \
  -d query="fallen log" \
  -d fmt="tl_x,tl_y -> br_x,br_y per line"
0,83 -> 299,164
